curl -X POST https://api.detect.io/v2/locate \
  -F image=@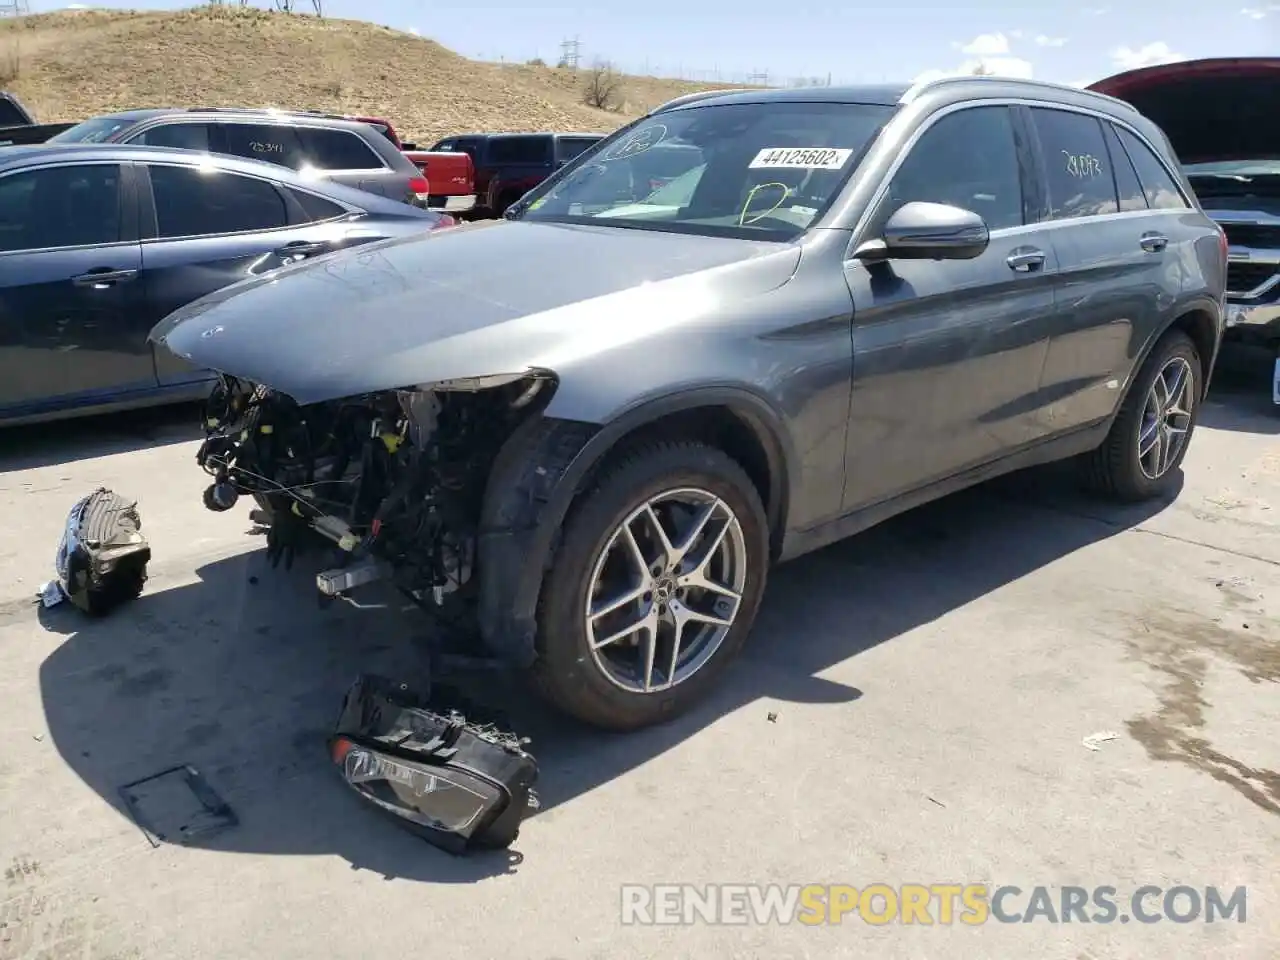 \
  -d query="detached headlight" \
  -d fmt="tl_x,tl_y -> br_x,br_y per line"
329,675 -> 539,855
